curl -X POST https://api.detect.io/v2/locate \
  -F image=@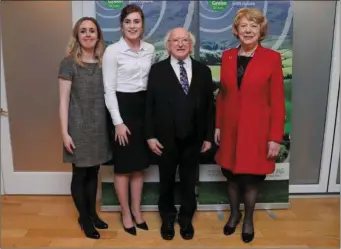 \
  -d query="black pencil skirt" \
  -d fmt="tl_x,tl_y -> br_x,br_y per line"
112,91 -> 150,174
